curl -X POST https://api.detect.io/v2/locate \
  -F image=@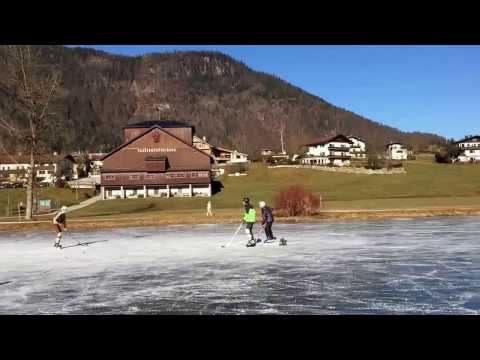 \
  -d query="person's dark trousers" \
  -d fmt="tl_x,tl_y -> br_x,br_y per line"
265,222 -> 274,239
246,222 -> 254,240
